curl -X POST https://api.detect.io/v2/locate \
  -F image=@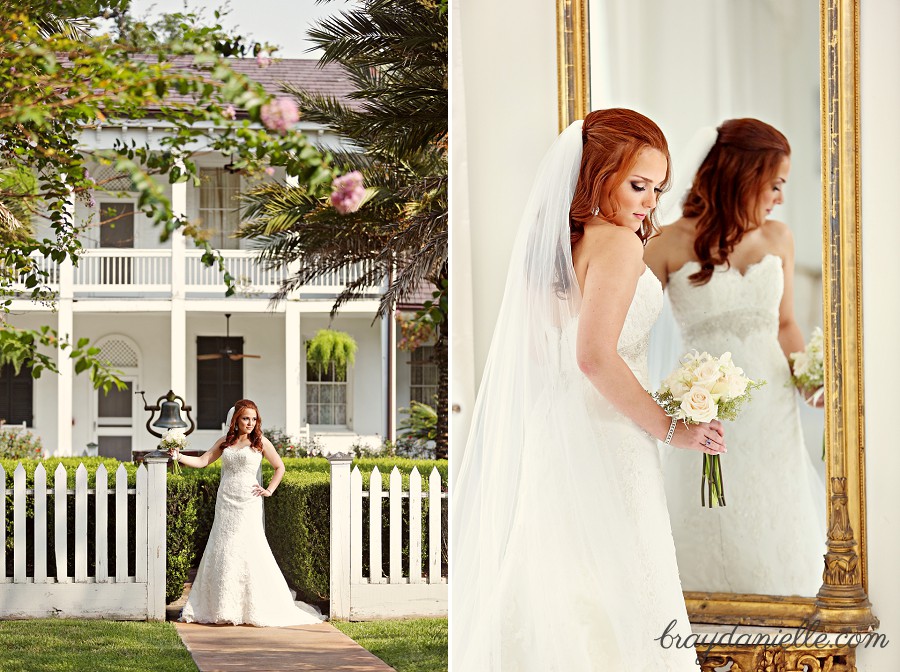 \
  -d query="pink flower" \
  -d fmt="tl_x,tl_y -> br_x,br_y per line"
256,54 -> 272,68
260,98 -> 299,135
330,171 -> 365,214
222,105 -> 237,120
265,167 -> 275,176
